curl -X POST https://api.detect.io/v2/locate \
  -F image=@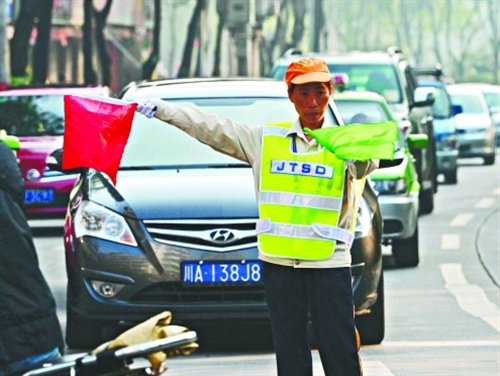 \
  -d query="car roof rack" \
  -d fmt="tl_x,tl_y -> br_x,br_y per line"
282,47 -> 303,58
387,46 -> 403,56
414,64 -> 444,78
